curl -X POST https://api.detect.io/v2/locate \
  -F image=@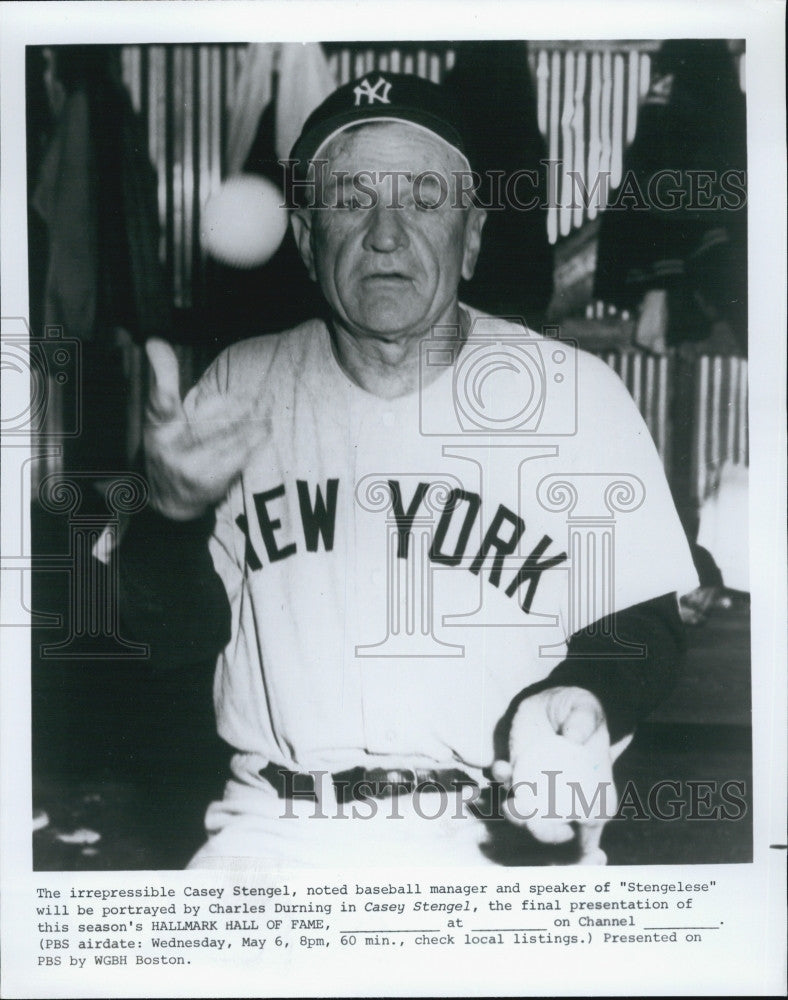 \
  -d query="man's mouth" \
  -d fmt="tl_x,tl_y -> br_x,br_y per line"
363,272 -> 411,283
